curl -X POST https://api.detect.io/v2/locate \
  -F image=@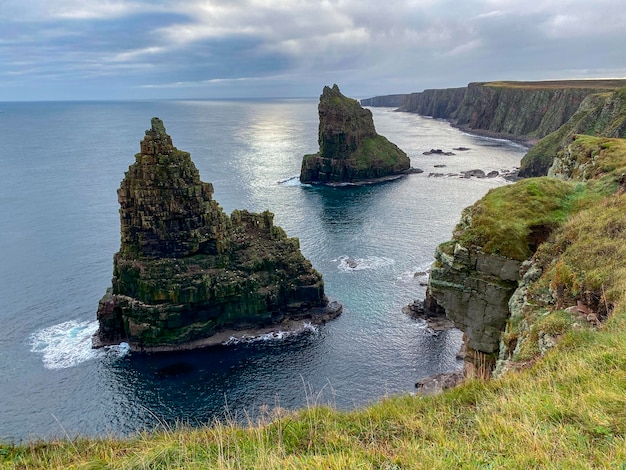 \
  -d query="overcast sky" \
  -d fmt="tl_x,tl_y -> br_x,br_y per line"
1,0 -> 625,101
